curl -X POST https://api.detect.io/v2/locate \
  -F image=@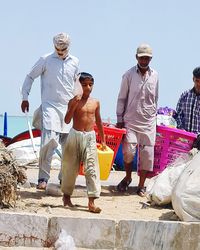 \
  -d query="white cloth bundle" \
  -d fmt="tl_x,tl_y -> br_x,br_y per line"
172,151 -> 200,221
146,153 -> 194,205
